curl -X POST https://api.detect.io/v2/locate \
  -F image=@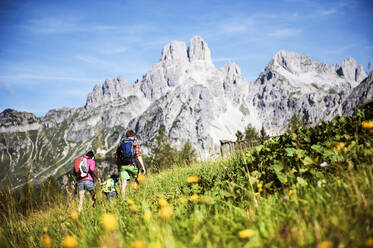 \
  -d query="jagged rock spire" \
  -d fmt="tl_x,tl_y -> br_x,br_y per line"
188,36 -> 212,63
